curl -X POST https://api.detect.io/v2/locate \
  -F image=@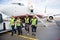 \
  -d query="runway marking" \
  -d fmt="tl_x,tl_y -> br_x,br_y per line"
8,32 -> 37,40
